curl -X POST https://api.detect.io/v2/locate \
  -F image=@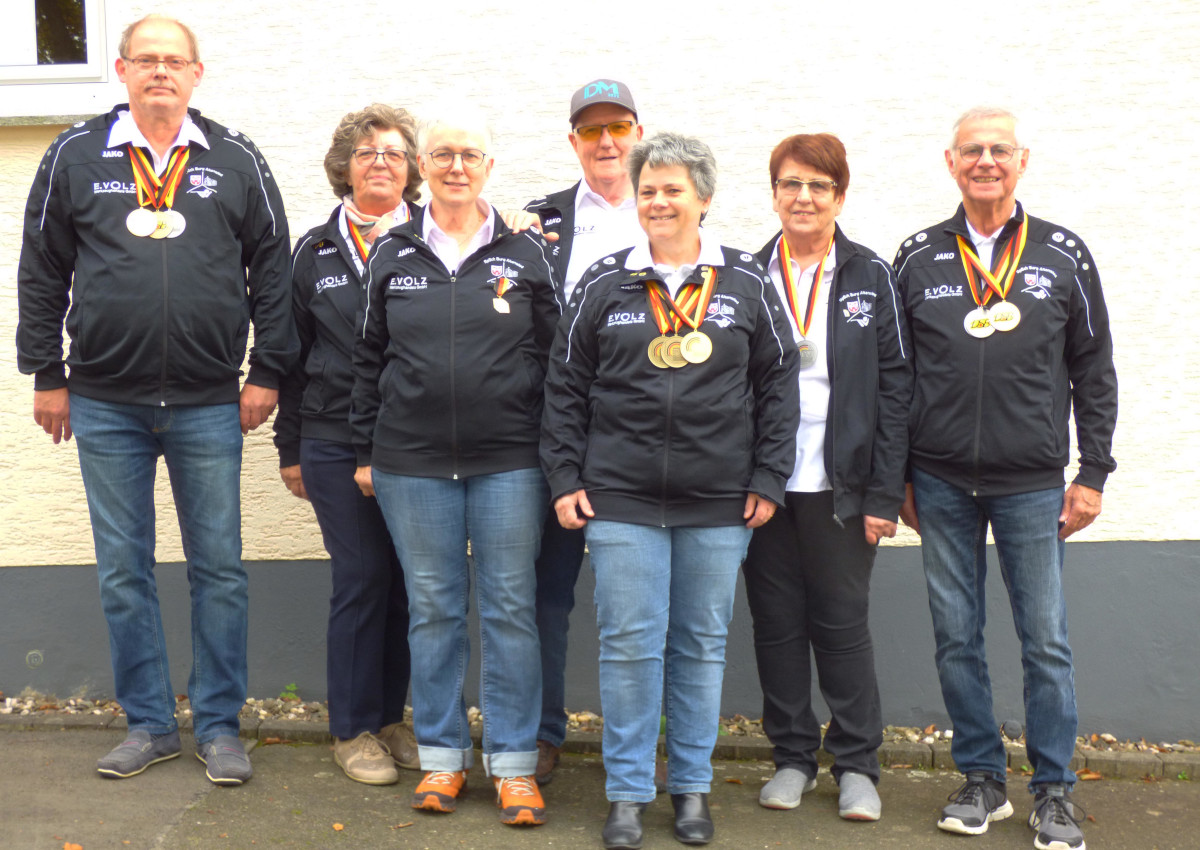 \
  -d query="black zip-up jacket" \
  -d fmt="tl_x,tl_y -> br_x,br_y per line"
17,104 -> 296,404
273,203 -> 418,467
524,183 -> 580,294
894,203 -> 1117,495
351,206 -> 560,478
541,246 -> 800,527
756,225 -> 913,522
